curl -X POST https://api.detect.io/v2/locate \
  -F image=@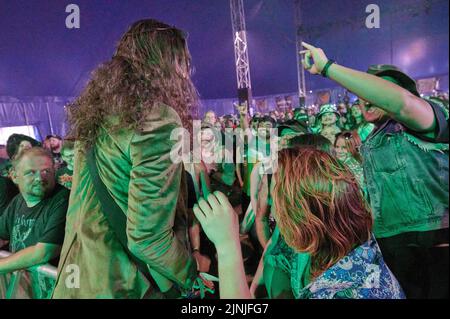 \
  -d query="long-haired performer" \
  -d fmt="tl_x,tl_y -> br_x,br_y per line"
53,19 -> 199,298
